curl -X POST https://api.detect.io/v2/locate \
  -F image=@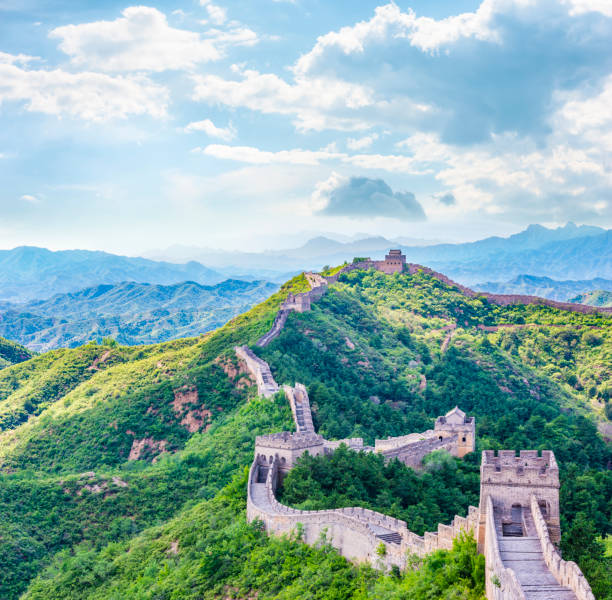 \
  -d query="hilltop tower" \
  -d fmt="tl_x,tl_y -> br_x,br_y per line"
477,450 -> 561,550
434,406 -> 476,457
254,431 -> 325,477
